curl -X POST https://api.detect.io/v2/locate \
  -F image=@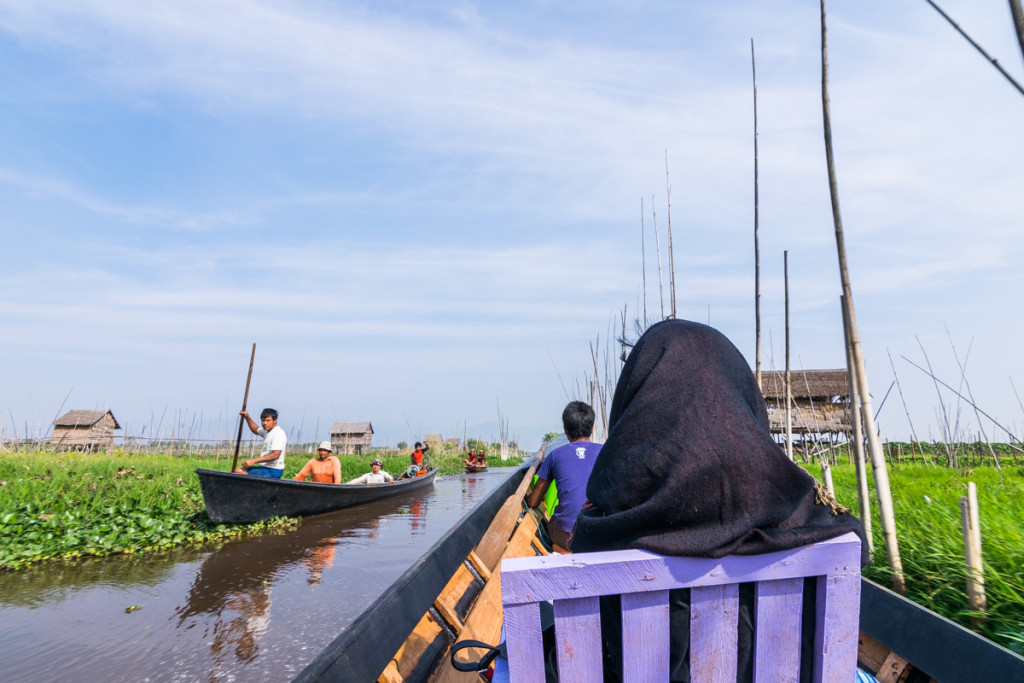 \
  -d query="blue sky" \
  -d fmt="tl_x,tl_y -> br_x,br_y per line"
2,1 -> 1023,451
